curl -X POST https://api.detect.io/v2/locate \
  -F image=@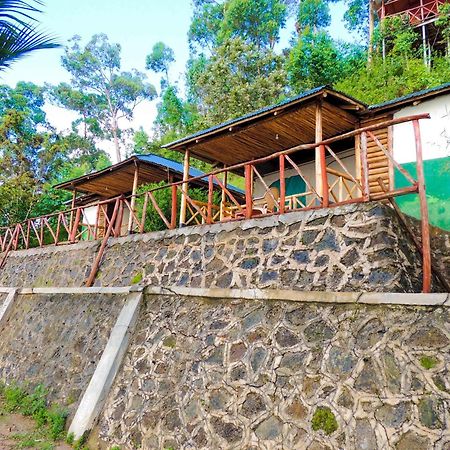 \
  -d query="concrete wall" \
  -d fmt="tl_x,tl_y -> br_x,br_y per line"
0,292 -> 126,419
0,202 -> 436,293
97,292 -> 450,450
